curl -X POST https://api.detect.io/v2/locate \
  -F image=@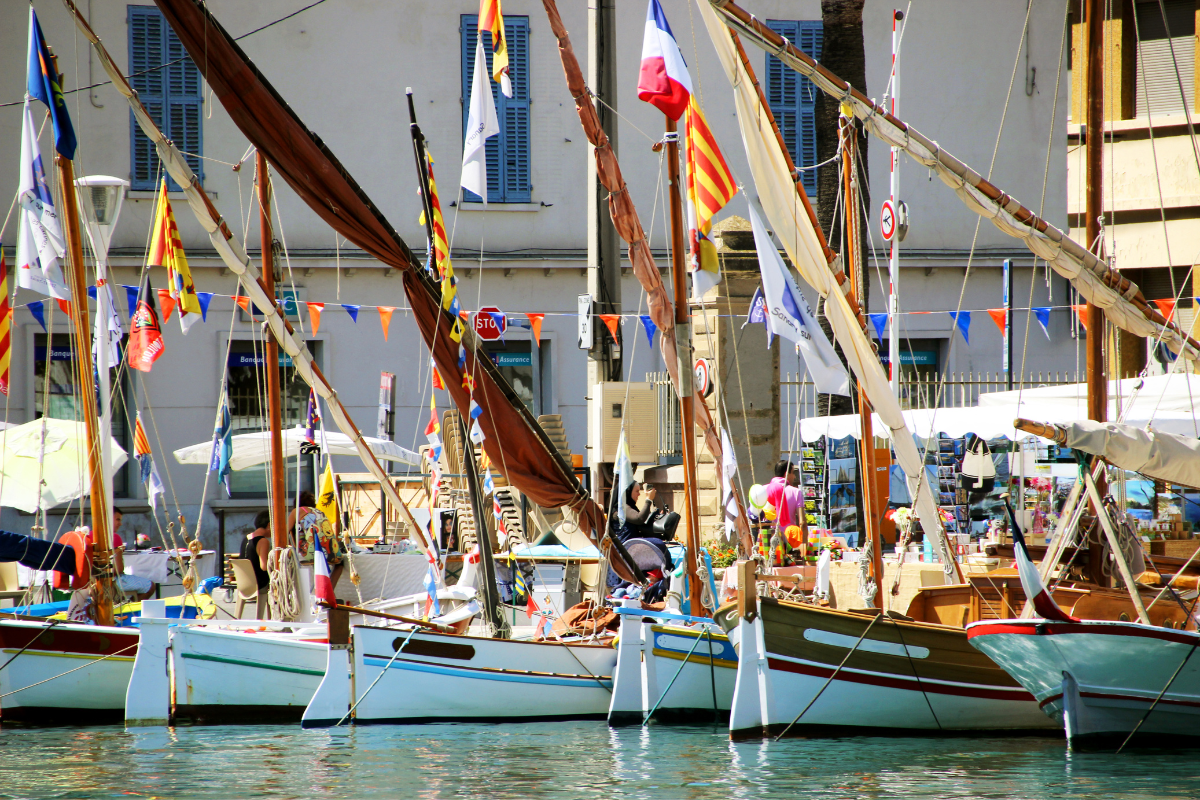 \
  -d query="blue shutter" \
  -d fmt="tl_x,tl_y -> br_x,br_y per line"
765,20 -> 822,196
461,15 -> 531,203
129,5 -> 203,192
